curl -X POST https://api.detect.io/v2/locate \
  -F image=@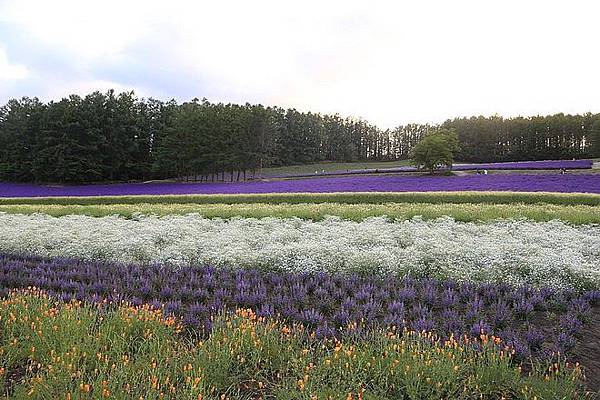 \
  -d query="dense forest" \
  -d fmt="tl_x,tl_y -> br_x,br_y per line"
1,90 -> 599,183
